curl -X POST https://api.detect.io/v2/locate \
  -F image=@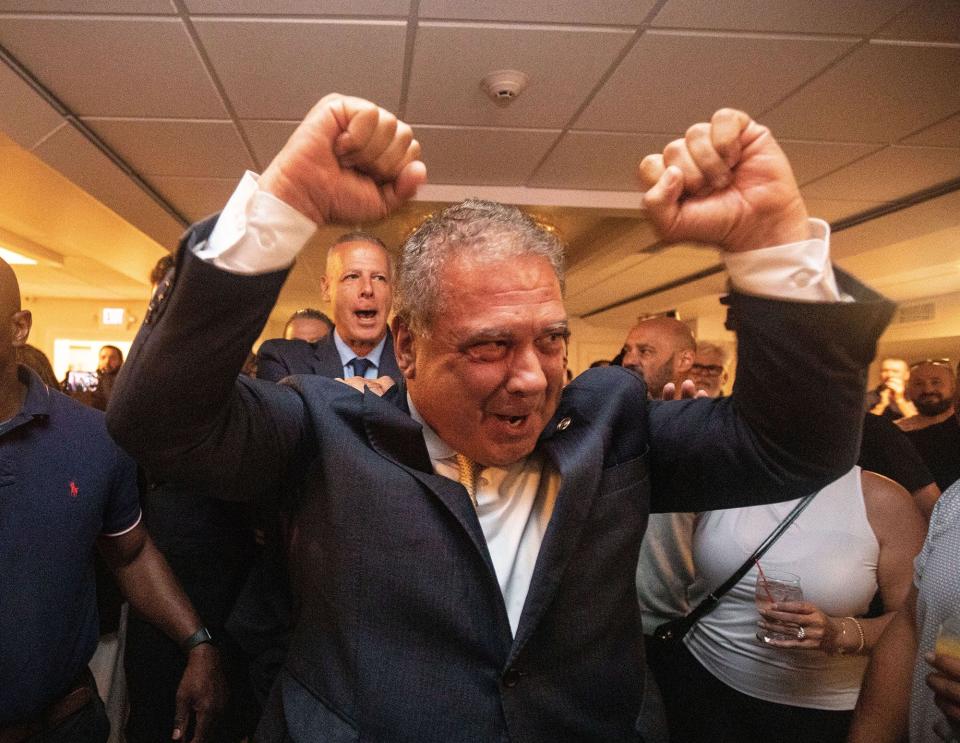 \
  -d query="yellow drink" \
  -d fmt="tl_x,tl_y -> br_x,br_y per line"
935,634 -> 960,660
